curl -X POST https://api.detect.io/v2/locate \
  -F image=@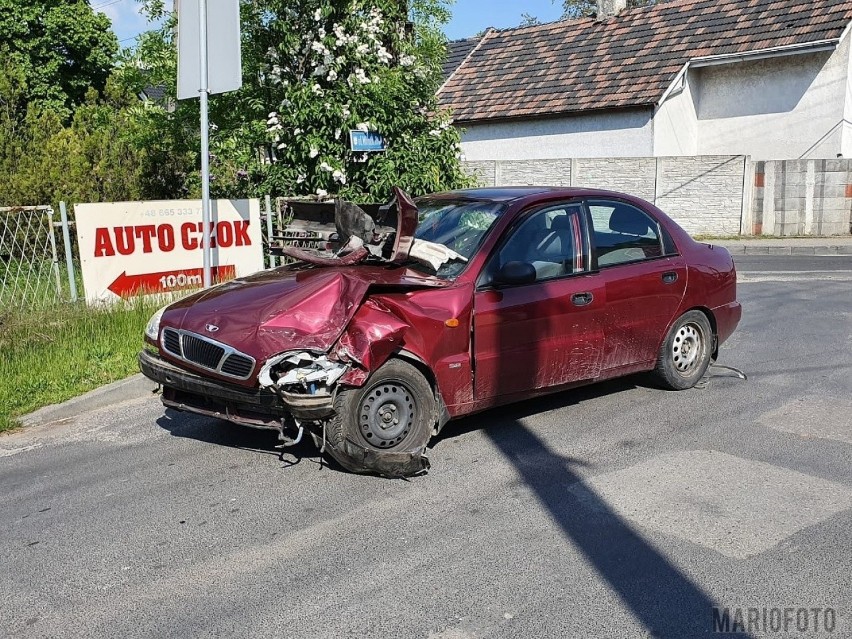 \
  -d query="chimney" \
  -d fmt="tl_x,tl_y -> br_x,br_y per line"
597,0 -> 628,18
